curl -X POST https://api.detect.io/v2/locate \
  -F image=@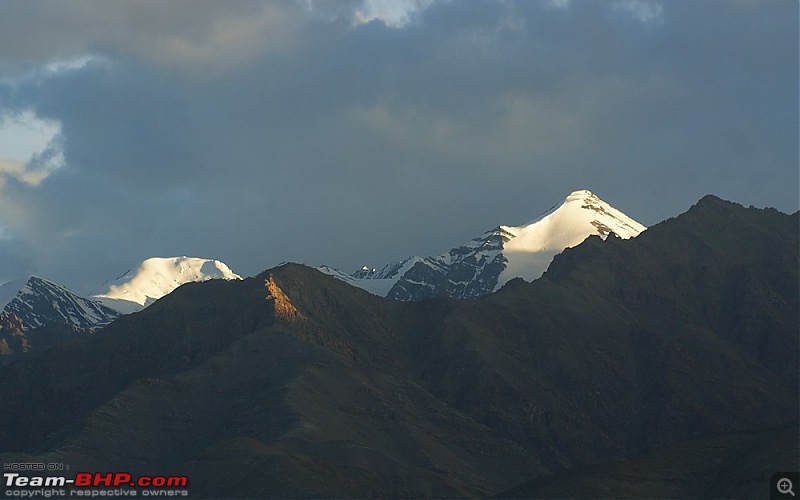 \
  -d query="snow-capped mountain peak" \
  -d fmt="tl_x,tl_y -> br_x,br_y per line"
319,190 -> 646,301
0,275 -> 120,330
93,256 -> 242,313
497,189 -> 646,286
